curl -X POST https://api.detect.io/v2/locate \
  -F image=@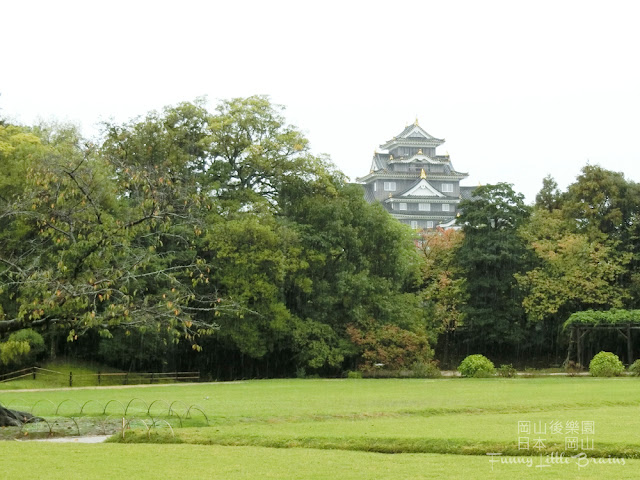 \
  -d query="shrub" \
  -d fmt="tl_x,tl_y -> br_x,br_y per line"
629,359 -> 640,376
346,323 -> 433,372
411,361 -> 441,378
0,329 -> 45,367
457,354 -> 495,378
497,364 -> 517,378
589,351 -> 624,377
346,370 -> 363,379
